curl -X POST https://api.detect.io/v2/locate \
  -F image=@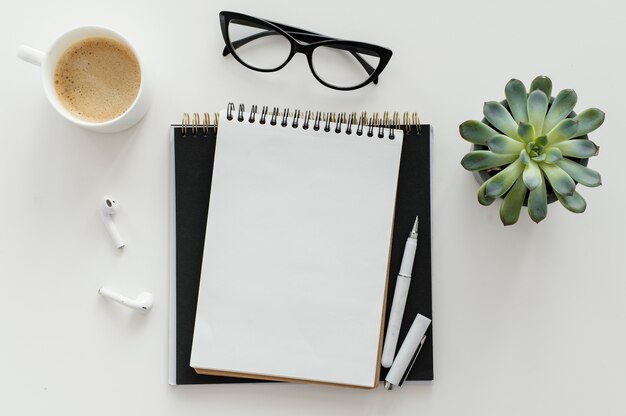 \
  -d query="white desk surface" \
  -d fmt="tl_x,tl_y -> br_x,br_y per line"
1,0 -> 624,414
